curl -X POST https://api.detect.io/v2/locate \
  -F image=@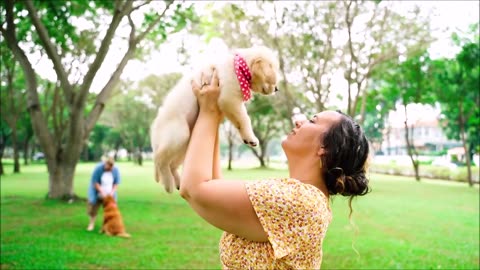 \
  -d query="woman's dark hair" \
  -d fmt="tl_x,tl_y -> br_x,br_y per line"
321,111 -> 371,206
